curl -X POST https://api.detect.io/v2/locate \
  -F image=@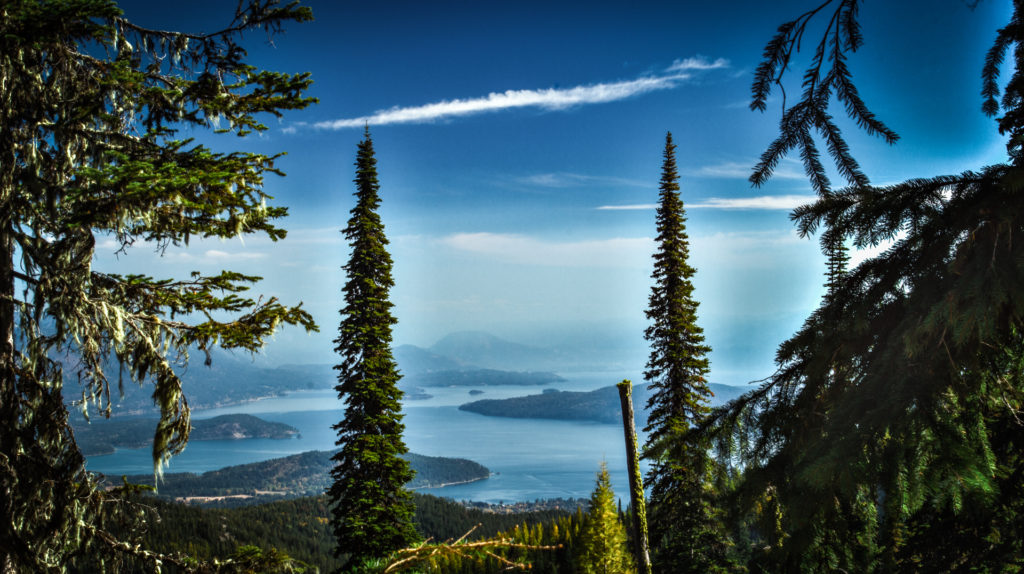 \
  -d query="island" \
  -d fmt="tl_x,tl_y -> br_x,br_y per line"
110,450 -> 490,506
74,414 -> 299,456
458,382 -> 748,425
